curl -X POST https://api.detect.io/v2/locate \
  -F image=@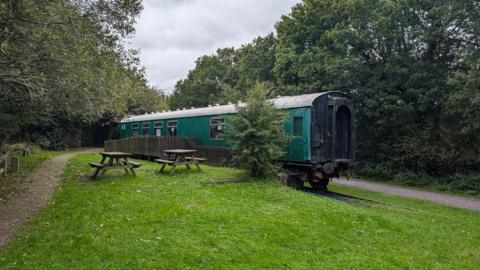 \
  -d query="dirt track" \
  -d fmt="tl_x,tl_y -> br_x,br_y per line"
0,149 -> 97,248
333,177 -> 480,212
